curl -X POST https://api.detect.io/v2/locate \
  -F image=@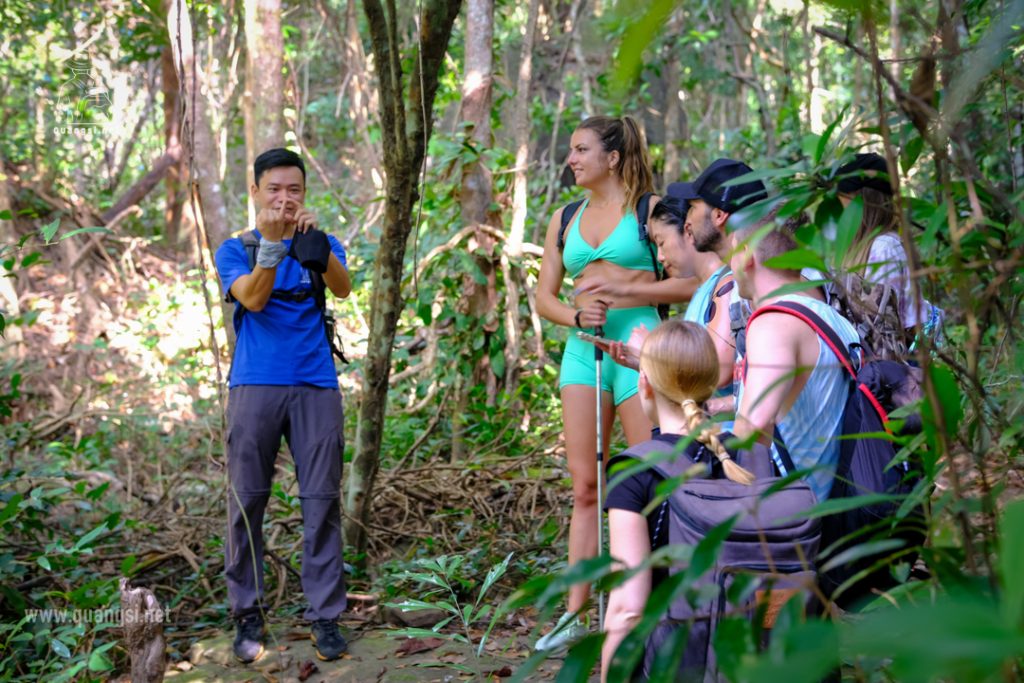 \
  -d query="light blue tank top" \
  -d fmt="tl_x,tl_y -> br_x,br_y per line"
738,295 -> 860,501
